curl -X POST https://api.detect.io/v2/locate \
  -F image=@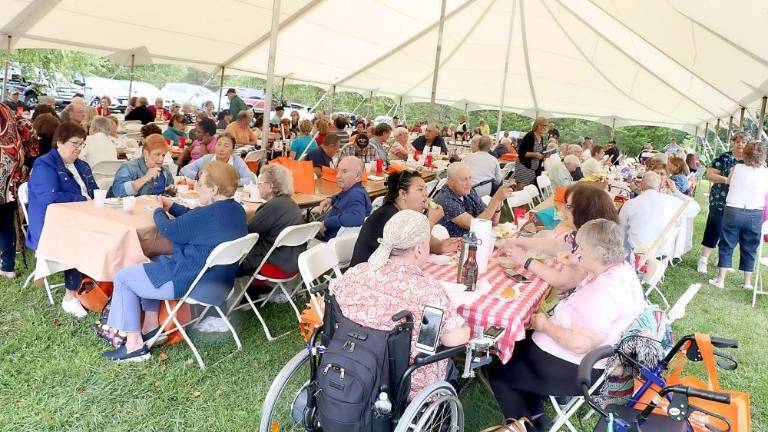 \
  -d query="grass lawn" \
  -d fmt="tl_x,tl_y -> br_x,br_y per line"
0,181 -> 766,431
